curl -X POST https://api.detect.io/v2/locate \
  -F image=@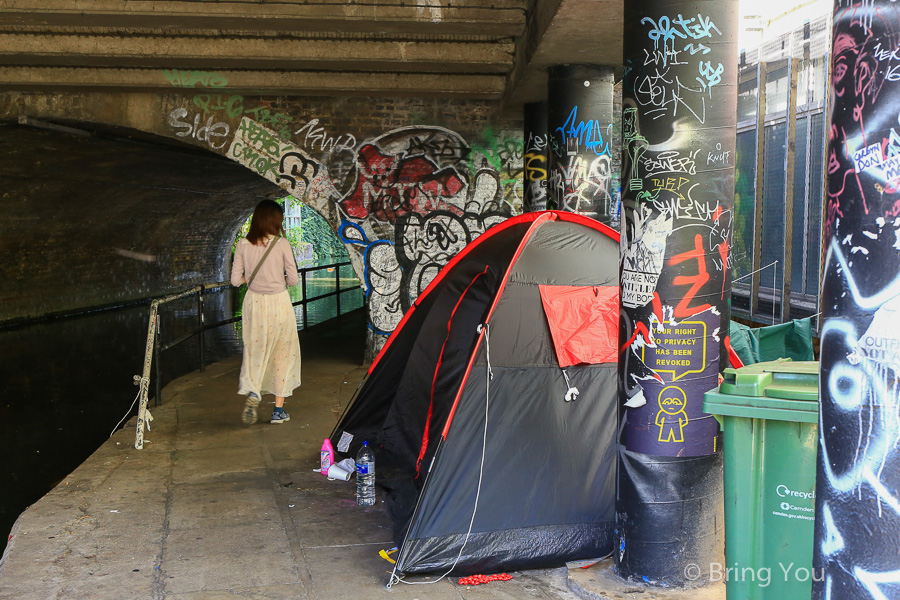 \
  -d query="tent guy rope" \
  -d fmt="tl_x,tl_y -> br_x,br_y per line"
388,322 -> 493,588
